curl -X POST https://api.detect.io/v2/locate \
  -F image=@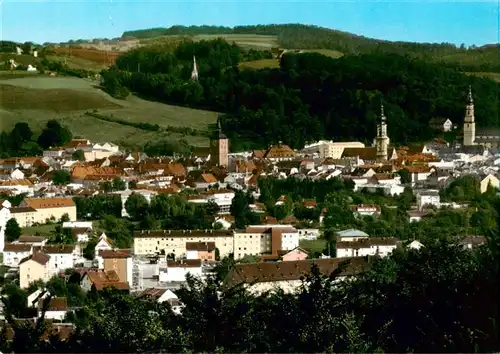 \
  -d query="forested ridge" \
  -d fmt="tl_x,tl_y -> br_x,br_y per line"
122,24 -> 500,72
101,38 -> 500,150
